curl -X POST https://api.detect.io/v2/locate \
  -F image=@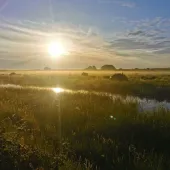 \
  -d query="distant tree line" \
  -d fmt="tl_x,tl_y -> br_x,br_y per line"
44,65 -> 170,71
85,64 -> 116,70
44,65 -> 116,71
